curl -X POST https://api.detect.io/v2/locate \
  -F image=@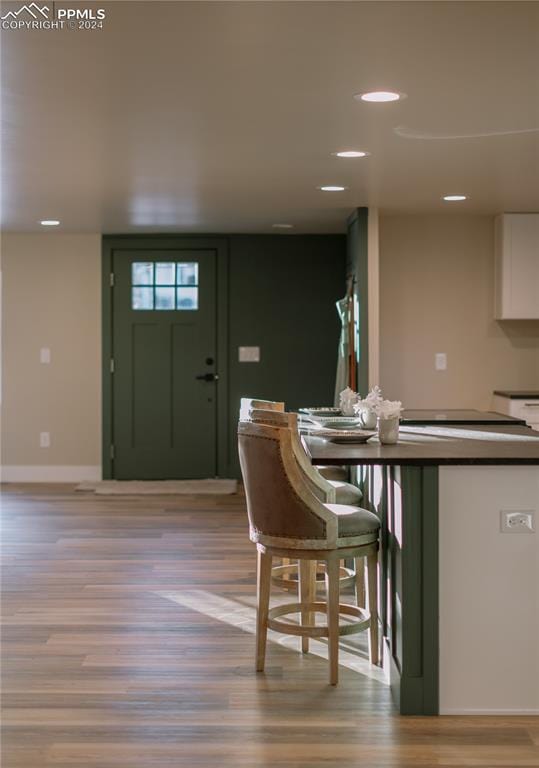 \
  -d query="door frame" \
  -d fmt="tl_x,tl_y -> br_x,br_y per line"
102,235 -> 229,480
